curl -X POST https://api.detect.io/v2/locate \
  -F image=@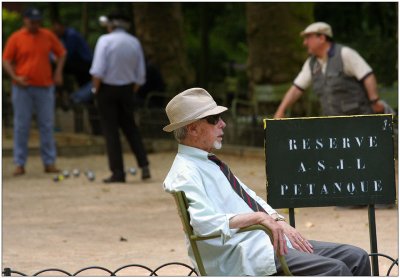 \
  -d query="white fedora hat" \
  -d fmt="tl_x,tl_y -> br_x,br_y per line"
163,88 -> 228,132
